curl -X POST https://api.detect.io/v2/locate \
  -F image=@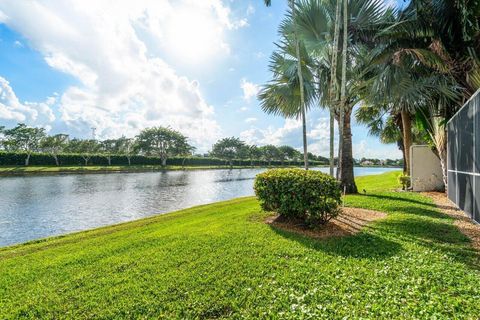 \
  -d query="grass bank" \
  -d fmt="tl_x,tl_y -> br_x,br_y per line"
1,171 -> 479,318
0,164 -> 321,175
